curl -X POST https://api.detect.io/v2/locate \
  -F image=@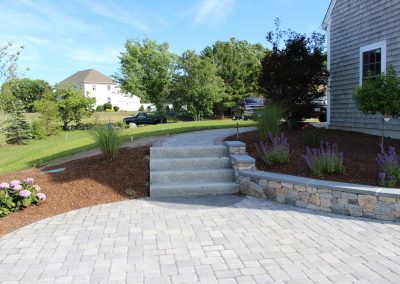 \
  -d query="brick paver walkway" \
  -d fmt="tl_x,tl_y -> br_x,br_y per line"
1,195 -> 400,283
